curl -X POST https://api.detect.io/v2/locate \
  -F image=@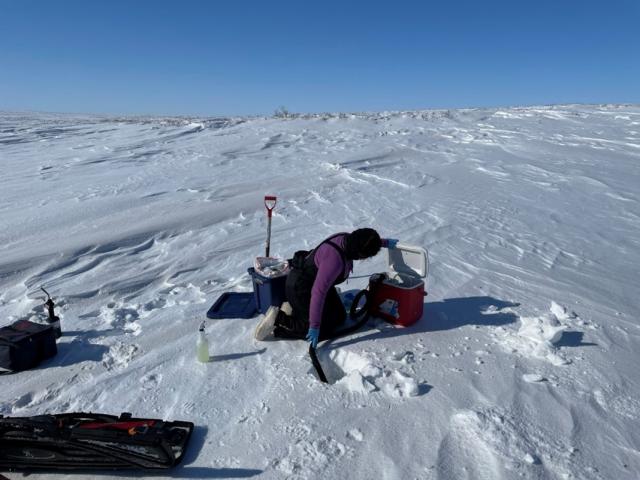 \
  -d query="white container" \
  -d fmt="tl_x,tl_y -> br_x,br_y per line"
386,243 -> 428,285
